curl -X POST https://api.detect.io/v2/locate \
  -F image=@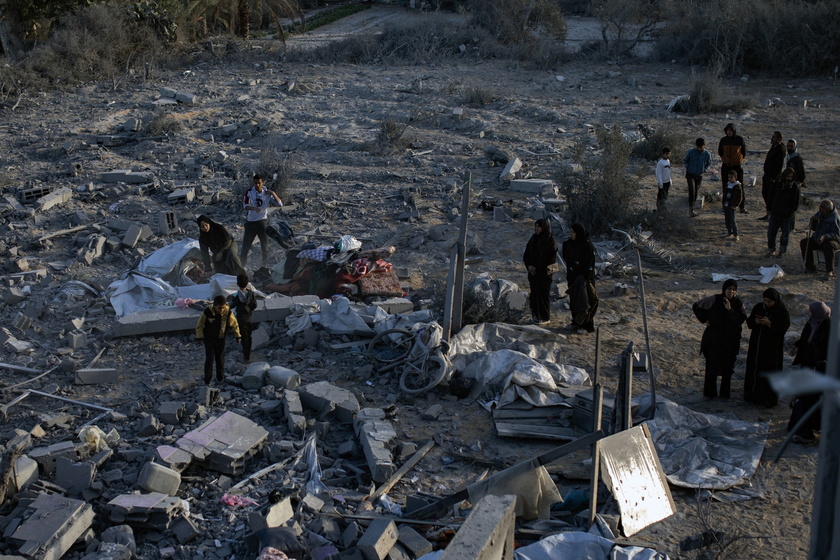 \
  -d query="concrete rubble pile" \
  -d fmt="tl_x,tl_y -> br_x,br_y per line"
0,69 -> 689,560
